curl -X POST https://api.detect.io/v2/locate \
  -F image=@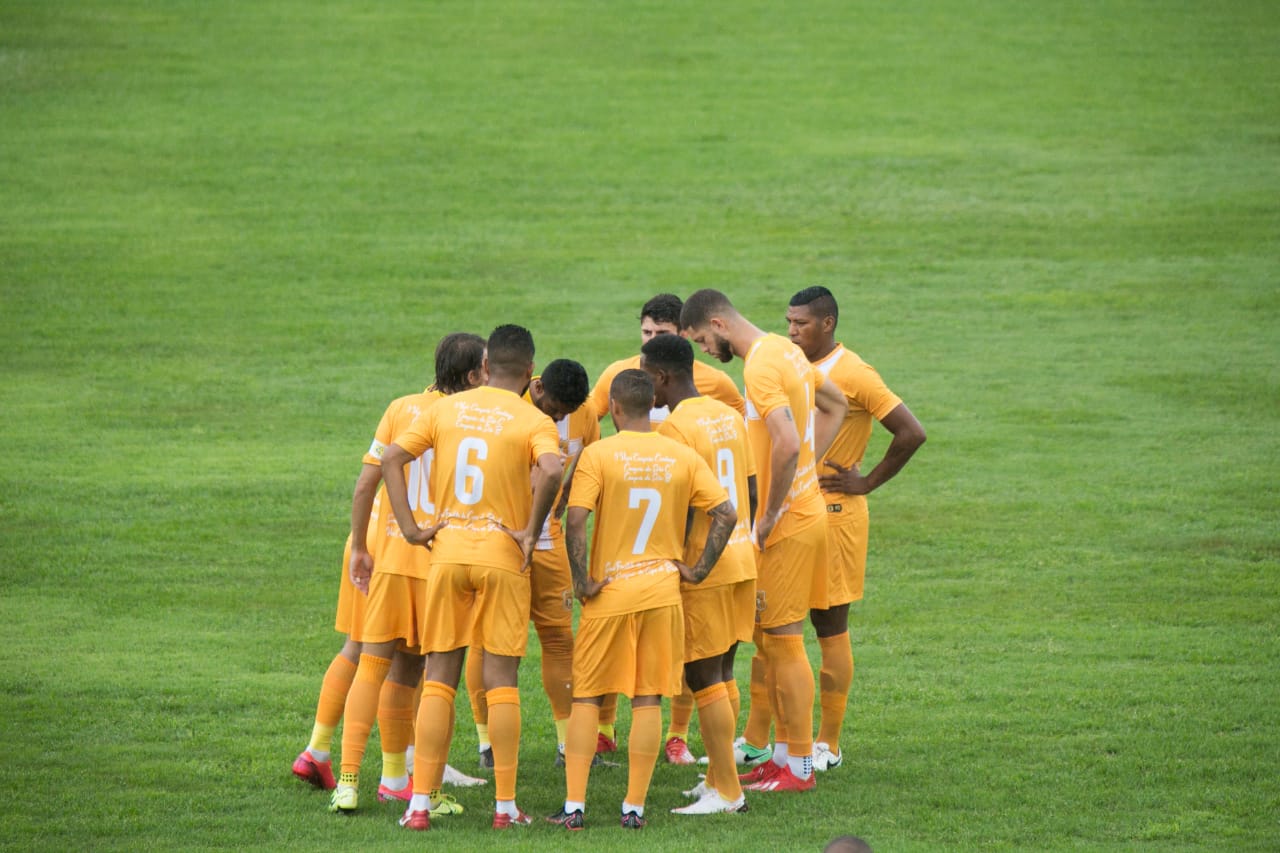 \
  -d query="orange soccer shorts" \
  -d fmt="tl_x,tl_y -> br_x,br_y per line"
821,498 -> 869,608
682,579 -> 756,662
361,570 -> 428,654
529,540 -> 575,629
755,519 -> 829,629
572,605 -> 684,699
421,563 -> 531,657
